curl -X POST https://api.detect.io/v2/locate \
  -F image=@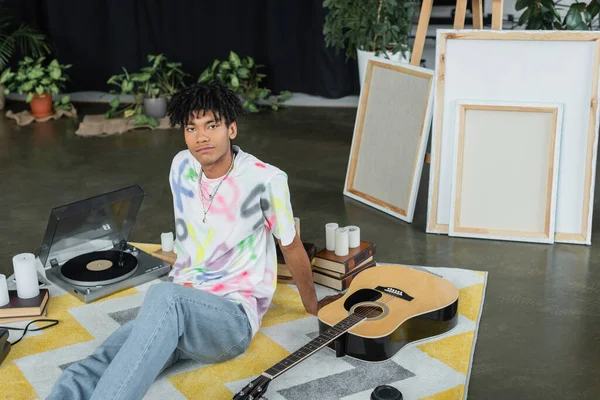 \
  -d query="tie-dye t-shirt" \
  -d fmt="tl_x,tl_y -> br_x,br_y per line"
167,145 -> 297,336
